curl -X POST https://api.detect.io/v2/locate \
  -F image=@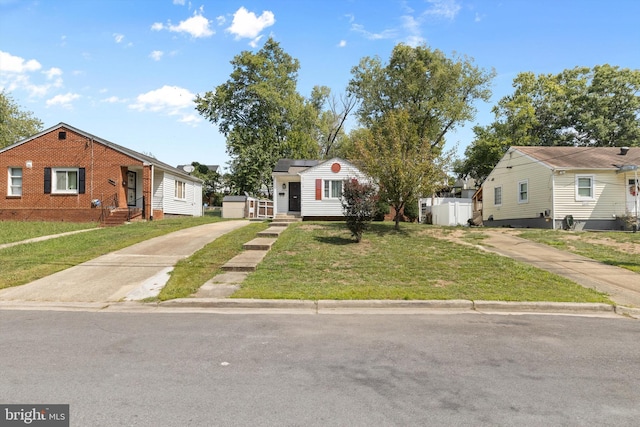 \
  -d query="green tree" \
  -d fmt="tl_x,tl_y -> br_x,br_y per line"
348,43 -> 493,229
457,65 -> 640,182
195,38 -> 318,197
0,90 -> 43,148
353,110 -> 446,230
348,43 -> 494,152
190,162 -> 221,206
